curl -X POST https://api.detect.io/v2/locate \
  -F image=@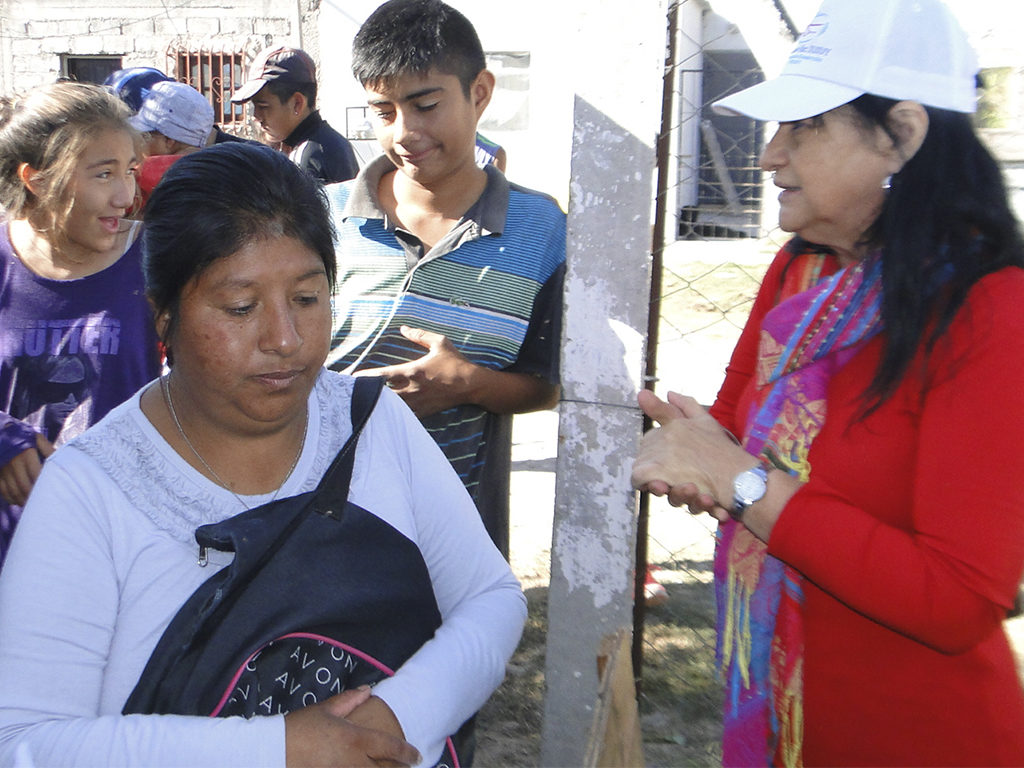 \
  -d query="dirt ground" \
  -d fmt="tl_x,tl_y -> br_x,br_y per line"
471,255 -> 1024,767
471,412 -> 726,768
473,258 -> 762,767
474,410 -> 556,768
